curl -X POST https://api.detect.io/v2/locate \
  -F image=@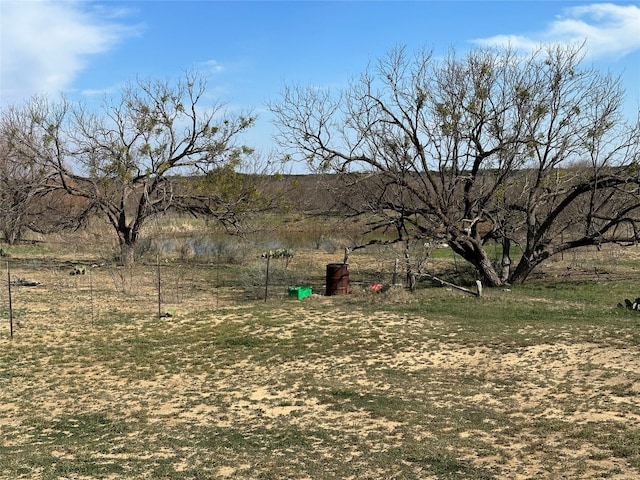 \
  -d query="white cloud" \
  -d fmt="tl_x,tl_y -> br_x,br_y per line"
80,85 -> 122,98
0,0 -> 141,106
472,3 -> 640,59
199,60 -> 226,74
